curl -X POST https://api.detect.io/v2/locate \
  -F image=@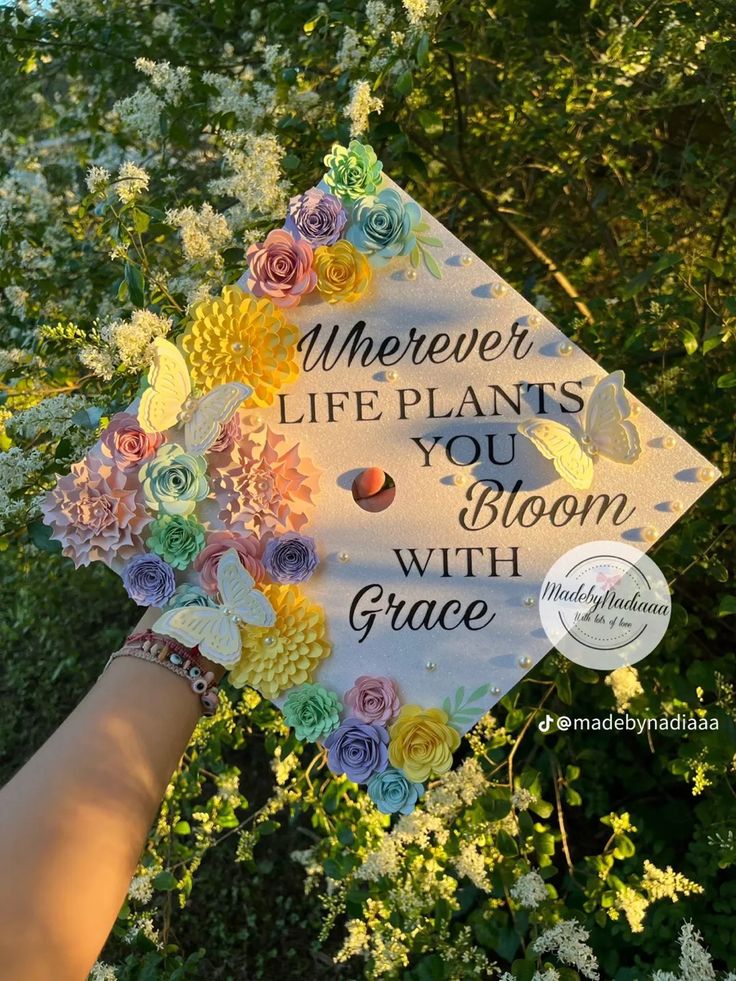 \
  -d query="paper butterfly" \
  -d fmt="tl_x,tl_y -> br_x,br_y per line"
517,370 -> 641,490
138,337 -> 251,455
153,549 -> 276,666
